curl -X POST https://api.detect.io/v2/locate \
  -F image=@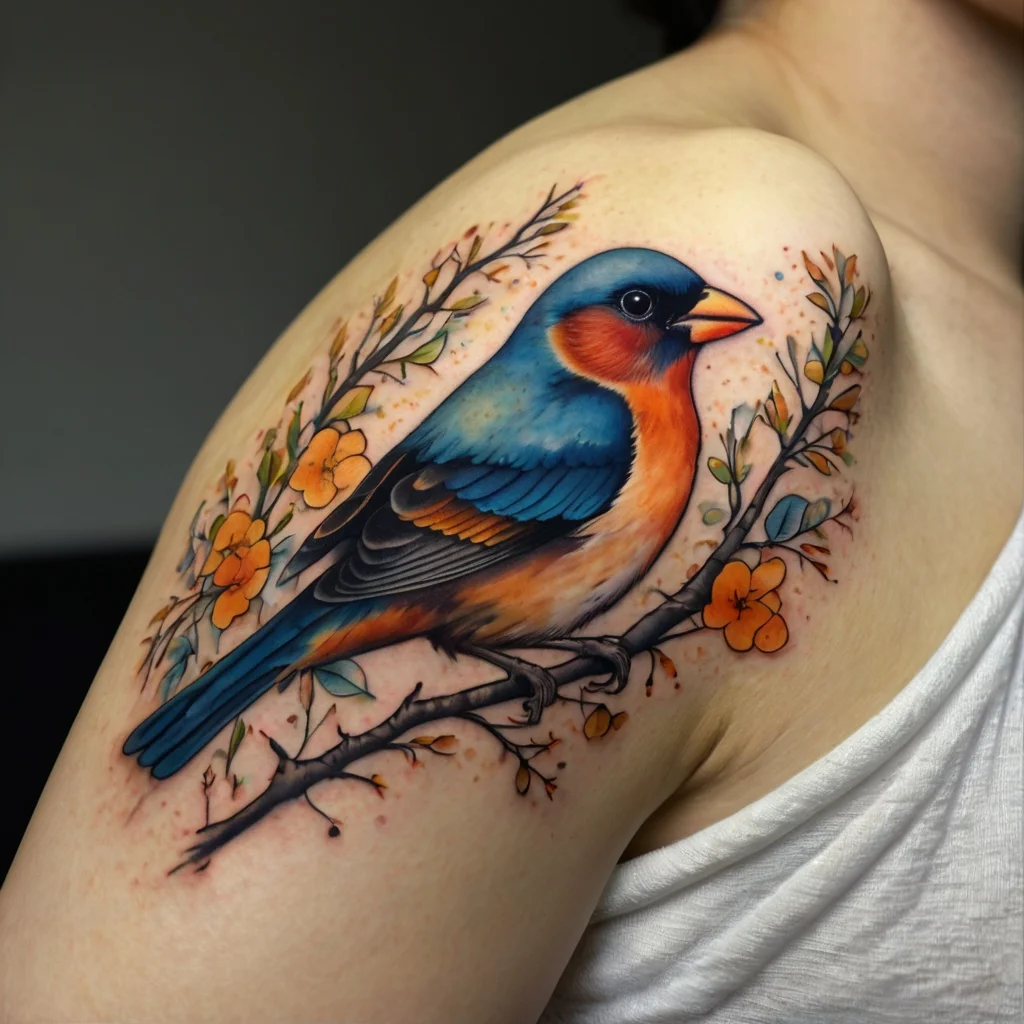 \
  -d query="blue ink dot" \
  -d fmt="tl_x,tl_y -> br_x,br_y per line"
774,271 -> 784,280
